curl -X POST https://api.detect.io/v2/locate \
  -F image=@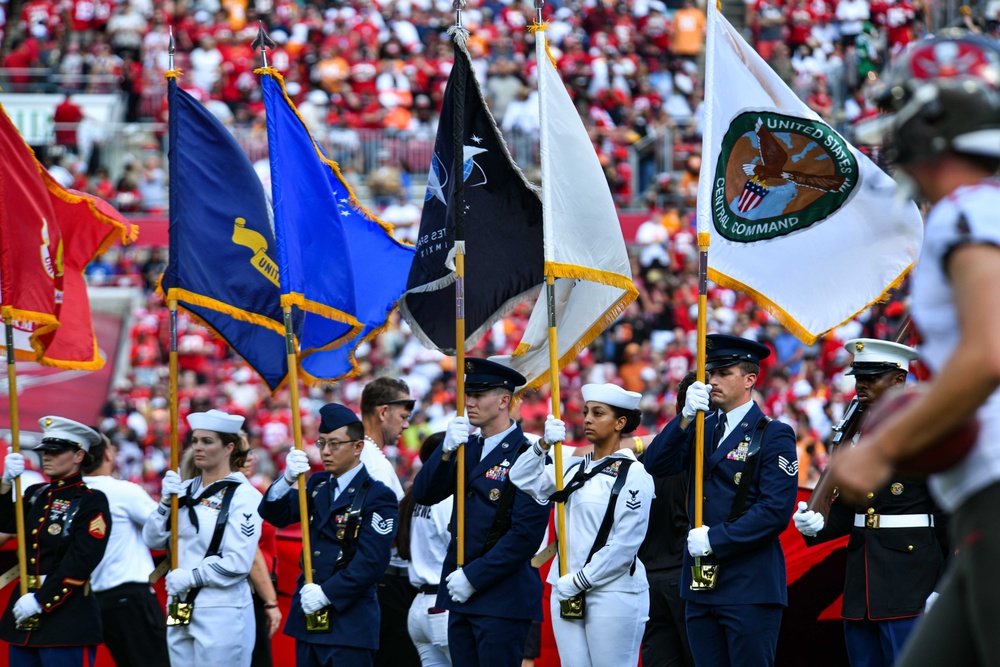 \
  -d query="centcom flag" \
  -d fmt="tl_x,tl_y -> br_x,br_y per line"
501,30 -> 638,393
698,9 -> 923,344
